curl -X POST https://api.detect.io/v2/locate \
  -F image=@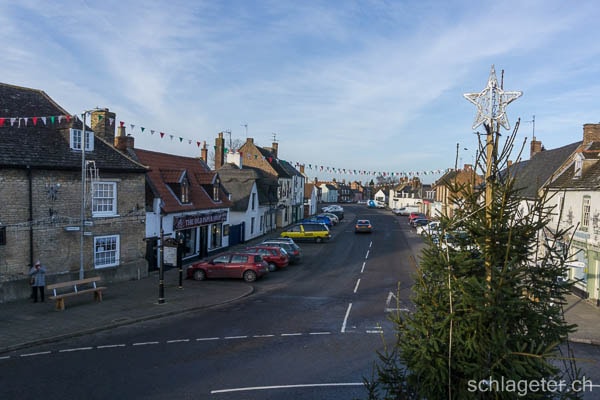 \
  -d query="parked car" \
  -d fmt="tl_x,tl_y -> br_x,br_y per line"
354,219 -> 373,233
318,212 -> 339,225
322,205 -> 344,220
186,252 -> 269,282
416,221 -> 440,236
411,218 -> 430,228
245,245 -> 289,271
408,212 -> 427,225
395,206 -> 421,216
280,222 -> 331,243
261,240 -> 303,264
368,200 -> 385,208
302,215 -> 333,227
